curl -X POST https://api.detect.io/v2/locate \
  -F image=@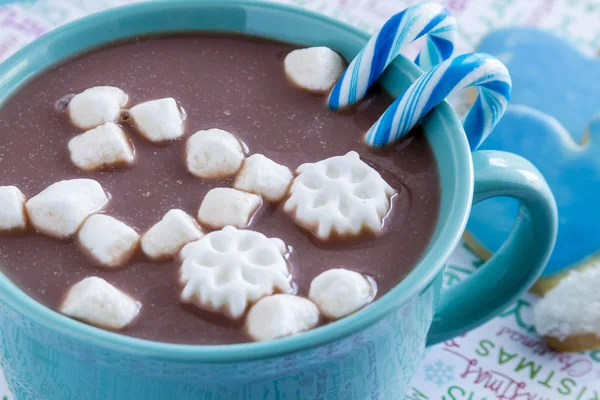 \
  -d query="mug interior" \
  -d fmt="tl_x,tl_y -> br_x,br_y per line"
0,0 -> 473,361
